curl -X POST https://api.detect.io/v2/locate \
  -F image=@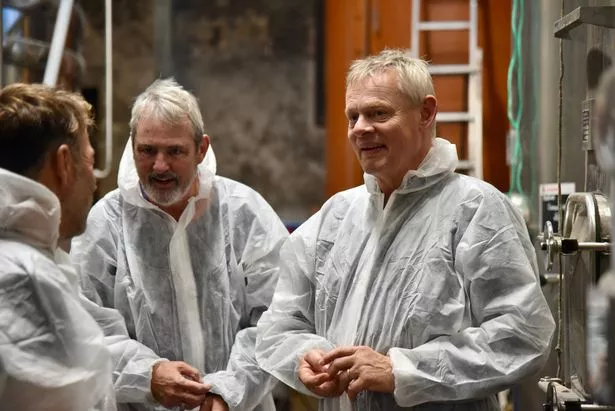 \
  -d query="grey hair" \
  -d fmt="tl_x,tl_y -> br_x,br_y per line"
129,77 -> 205,145
346,49 -> 435,107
